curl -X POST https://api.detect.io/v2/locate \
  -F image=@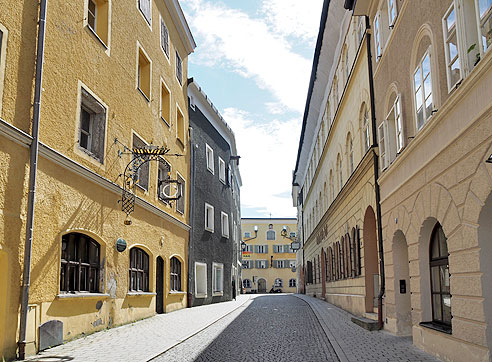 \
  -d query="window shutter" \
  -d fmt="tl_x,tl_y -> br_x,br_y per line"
378,122 -> 387,170
395,95 -> 404,152
254,245 -> 259,253
264,245 -> 268,253
284,245 -> 289,253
